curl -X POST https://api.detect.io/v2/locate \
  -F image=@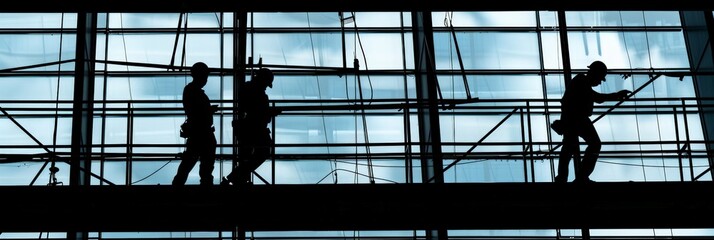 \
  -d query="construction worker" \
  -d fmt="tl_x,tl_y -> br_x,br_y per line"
553,60 -> 631,183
